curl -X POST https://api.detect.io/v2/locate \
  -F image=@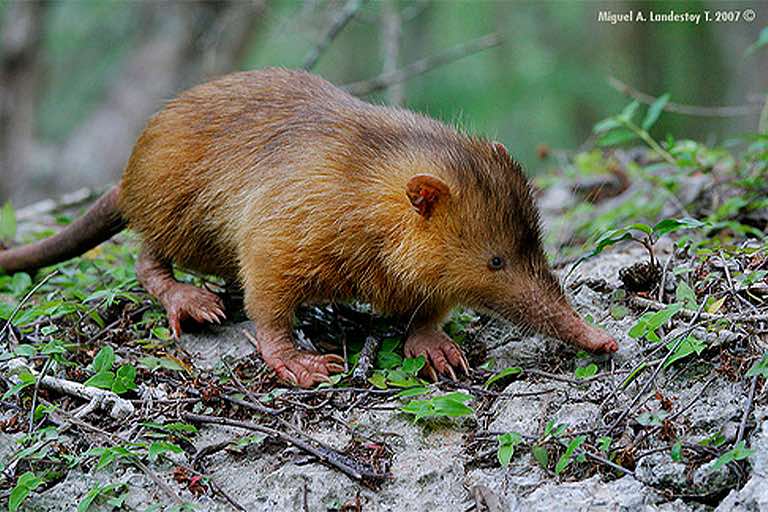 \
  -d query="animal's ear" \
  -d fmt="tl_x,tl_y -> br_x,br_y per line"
406,174 -> 450,219
491,141 -> 509,159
